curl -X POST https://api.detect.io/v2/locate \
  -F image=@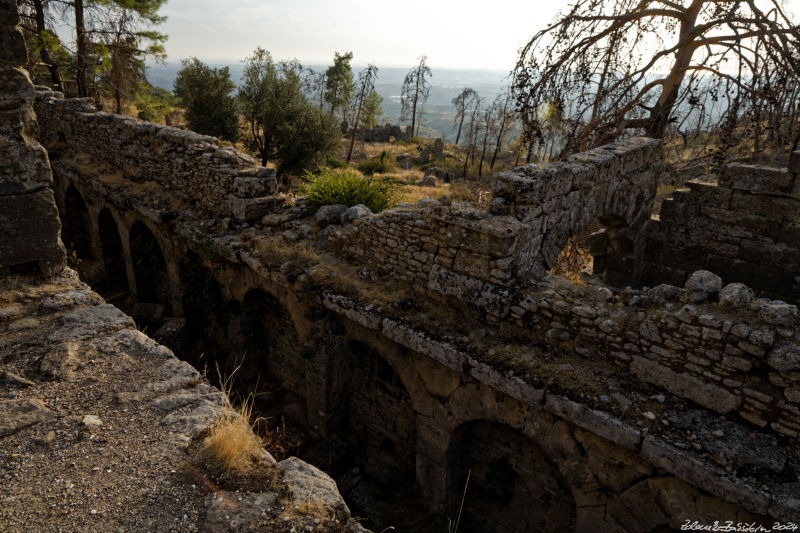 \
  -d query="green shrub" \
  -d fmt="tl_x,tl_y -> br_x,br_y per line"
301,168 -> 398,214
357,150 -> 395,176
326,154 -> 348,169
